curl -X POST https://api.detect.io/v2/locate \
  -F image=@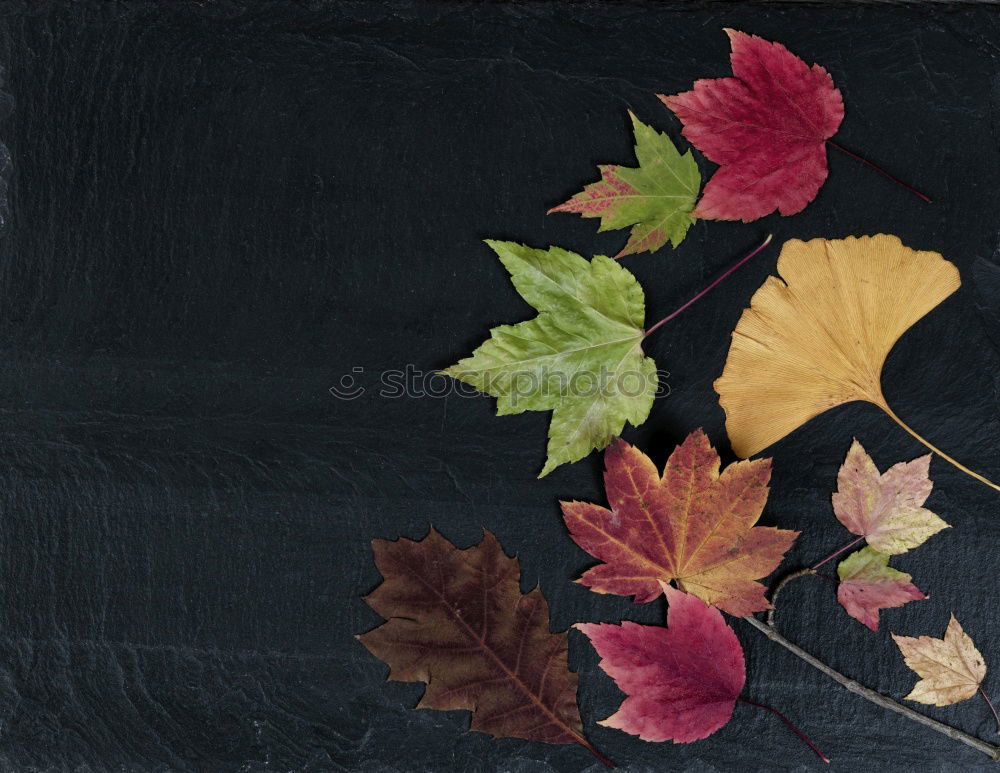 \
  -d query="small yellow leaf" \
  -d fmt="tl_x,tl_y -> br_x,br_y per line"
892,615 -> 987,706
